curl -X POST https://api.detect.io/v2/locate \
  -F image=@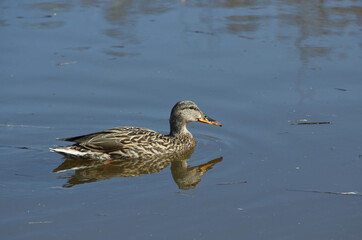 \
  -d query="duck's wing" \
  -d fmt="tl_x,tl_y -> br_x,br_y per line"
57,127 -> 121,143
57,127 -> 165,152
